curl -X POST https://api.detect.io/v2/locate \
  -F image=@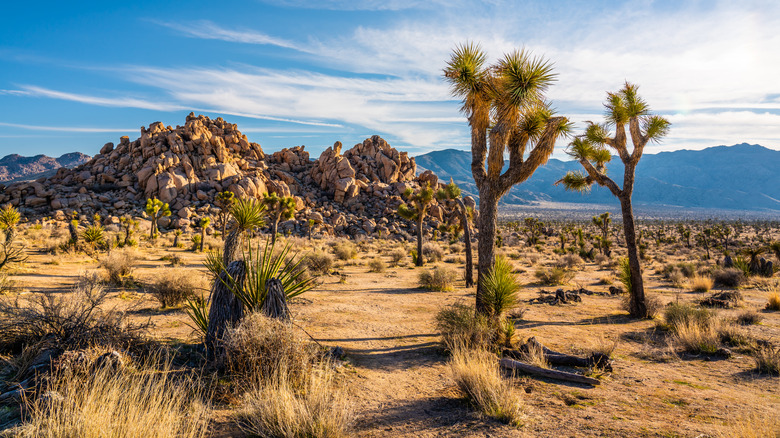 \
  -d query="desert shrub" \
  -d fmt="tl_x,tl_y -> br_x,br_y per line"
481,256 -> 520,318
449,346 -> 525,426
146,268 -> 204,308
619,293 -> 663,318
661,262 -> 696,279
223,313 -> 320,387
667,268 -> 686,288
332,241 -> 357,261
672,319 -> 720,354
422,242 -> 444,263
0,274 -> 149,354
663,303 -> 714,332
736,310 -> 762,326
235,362 -> 353,438
160,253 -> 183,267
444,255 -> 464,264
304,251 -> 333,275
388,248 -> 406,267
435,303 -> 495,350
100,249 -> 137,286
15,360 -> 209,438
753,345 -> 780,376
534,267 -> 574,286
419,266 -> 457,291
593,253 -> 609,266
367,258 -> 386,273
712,268 -> 746,288
767,293 -> 780,311
556,253 -> 582,269
449,243 -> 463,254
690,274 -> 714,292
